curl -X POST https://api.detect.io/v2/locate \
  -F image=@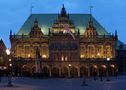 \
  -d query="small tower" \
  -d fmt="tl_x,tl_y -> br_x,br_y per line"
77,28 -> 80,36
51,4 -> 76,34
29,18 -> 43,38
10,29 -> 12,38
115,30 -> 118,40
48,28 -> 51,36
